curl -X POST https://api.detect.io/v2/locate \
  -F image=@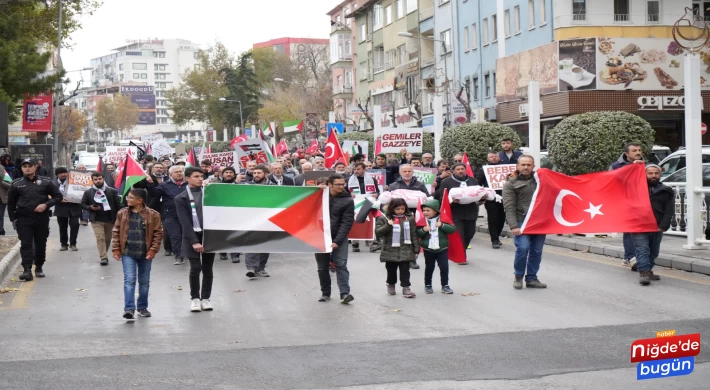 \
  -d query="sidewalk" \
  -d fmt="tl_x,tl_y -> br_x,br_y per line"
474,219 -> 710,276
